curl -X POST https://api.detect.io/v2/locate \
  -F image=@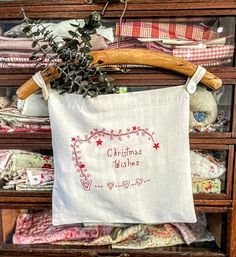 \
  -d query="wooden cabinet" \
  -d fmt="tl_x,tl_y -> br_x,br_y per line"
0,1 -> 236,257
